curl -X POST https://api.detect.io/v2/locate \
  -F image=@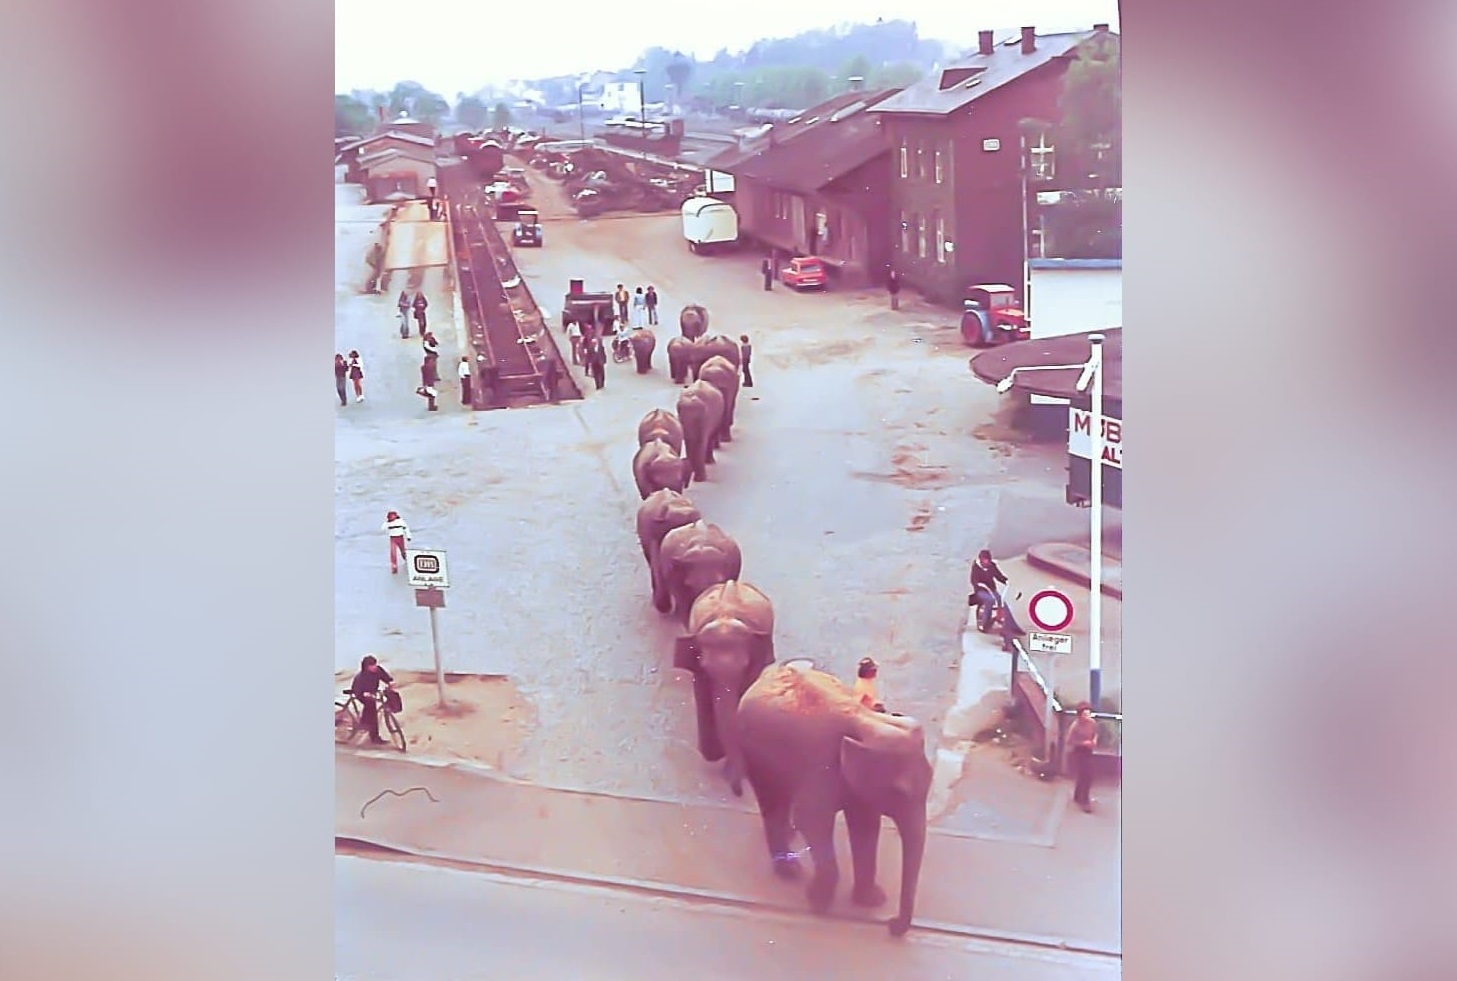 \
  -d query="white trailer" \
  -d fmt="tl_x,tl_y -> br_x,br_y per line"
681,196 -> 739,253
